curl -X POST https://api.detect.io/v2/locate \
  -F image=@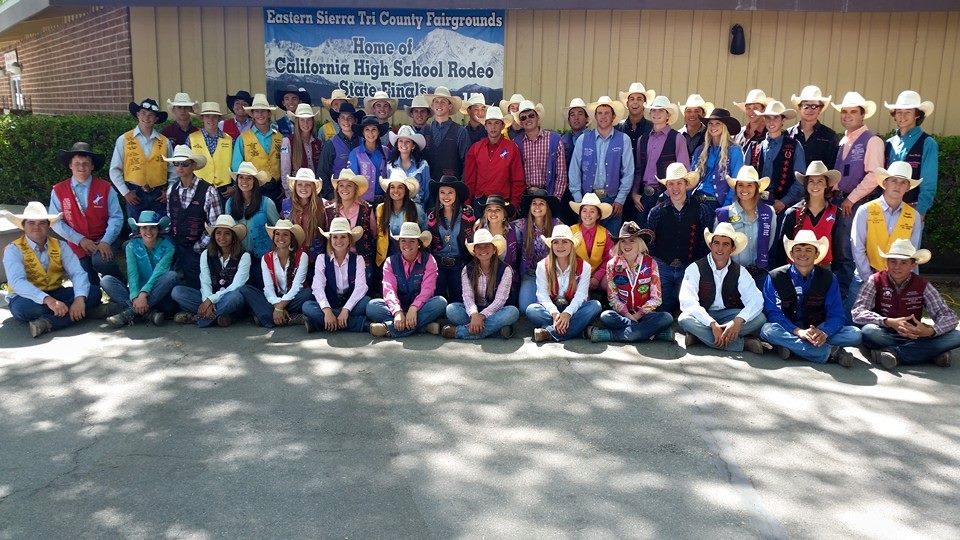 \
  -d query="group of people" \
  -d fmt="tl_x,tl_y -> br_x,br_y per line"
3,81 -> 958,371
